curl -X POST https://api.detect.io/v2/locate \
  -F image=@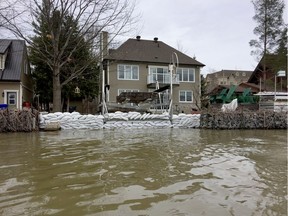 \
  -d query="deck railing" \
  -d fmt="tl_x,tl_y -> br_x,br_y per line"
147,74 -> 179,85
